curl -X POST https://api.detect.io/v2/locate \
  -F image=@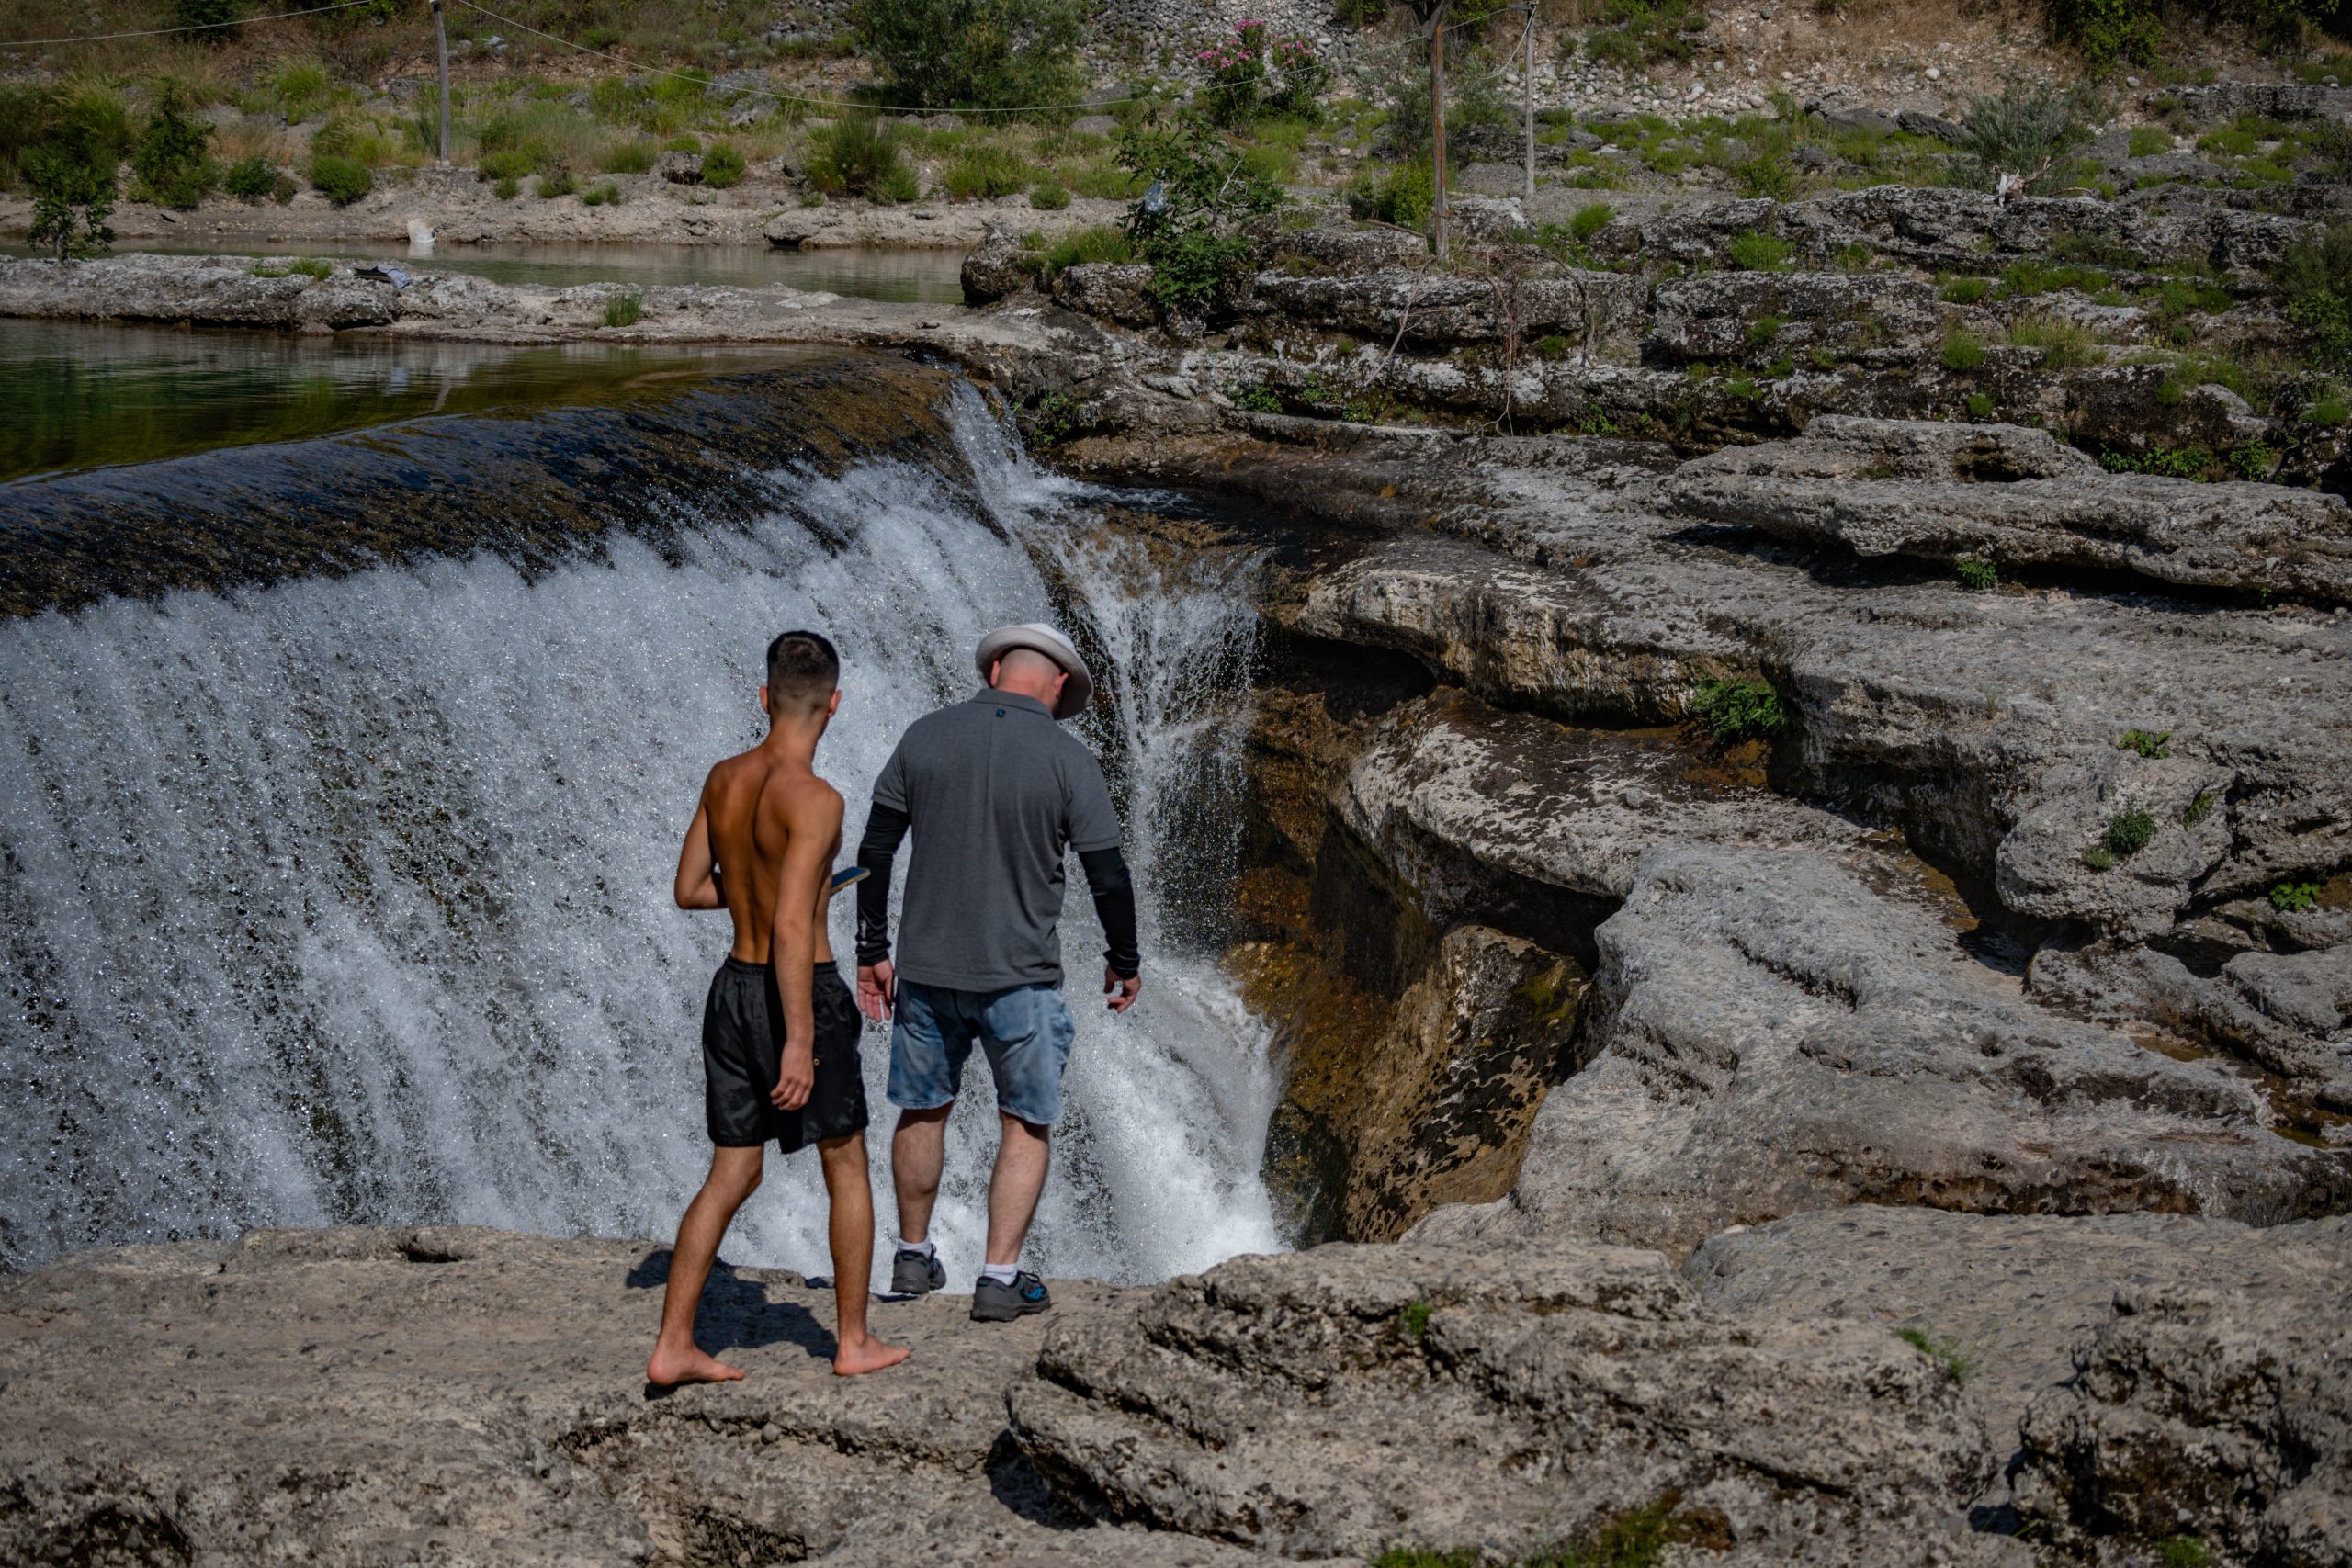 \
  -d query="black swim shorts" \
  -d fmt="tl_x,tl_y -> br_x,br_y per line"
701,956 -> 868,1153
